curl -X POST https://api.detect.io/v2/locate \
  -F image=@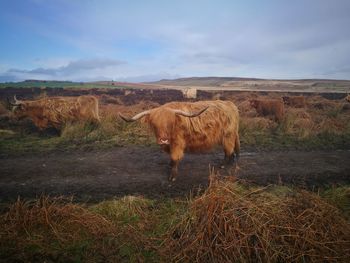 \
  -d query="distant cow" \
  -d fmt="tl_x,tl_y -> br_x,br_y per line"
282,96 -> 306,108
10,95 -> 100,130
182,88 -> 197,99
250,99 -> 285,122
120,100 -> 240,181
345,94 -> 350,103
